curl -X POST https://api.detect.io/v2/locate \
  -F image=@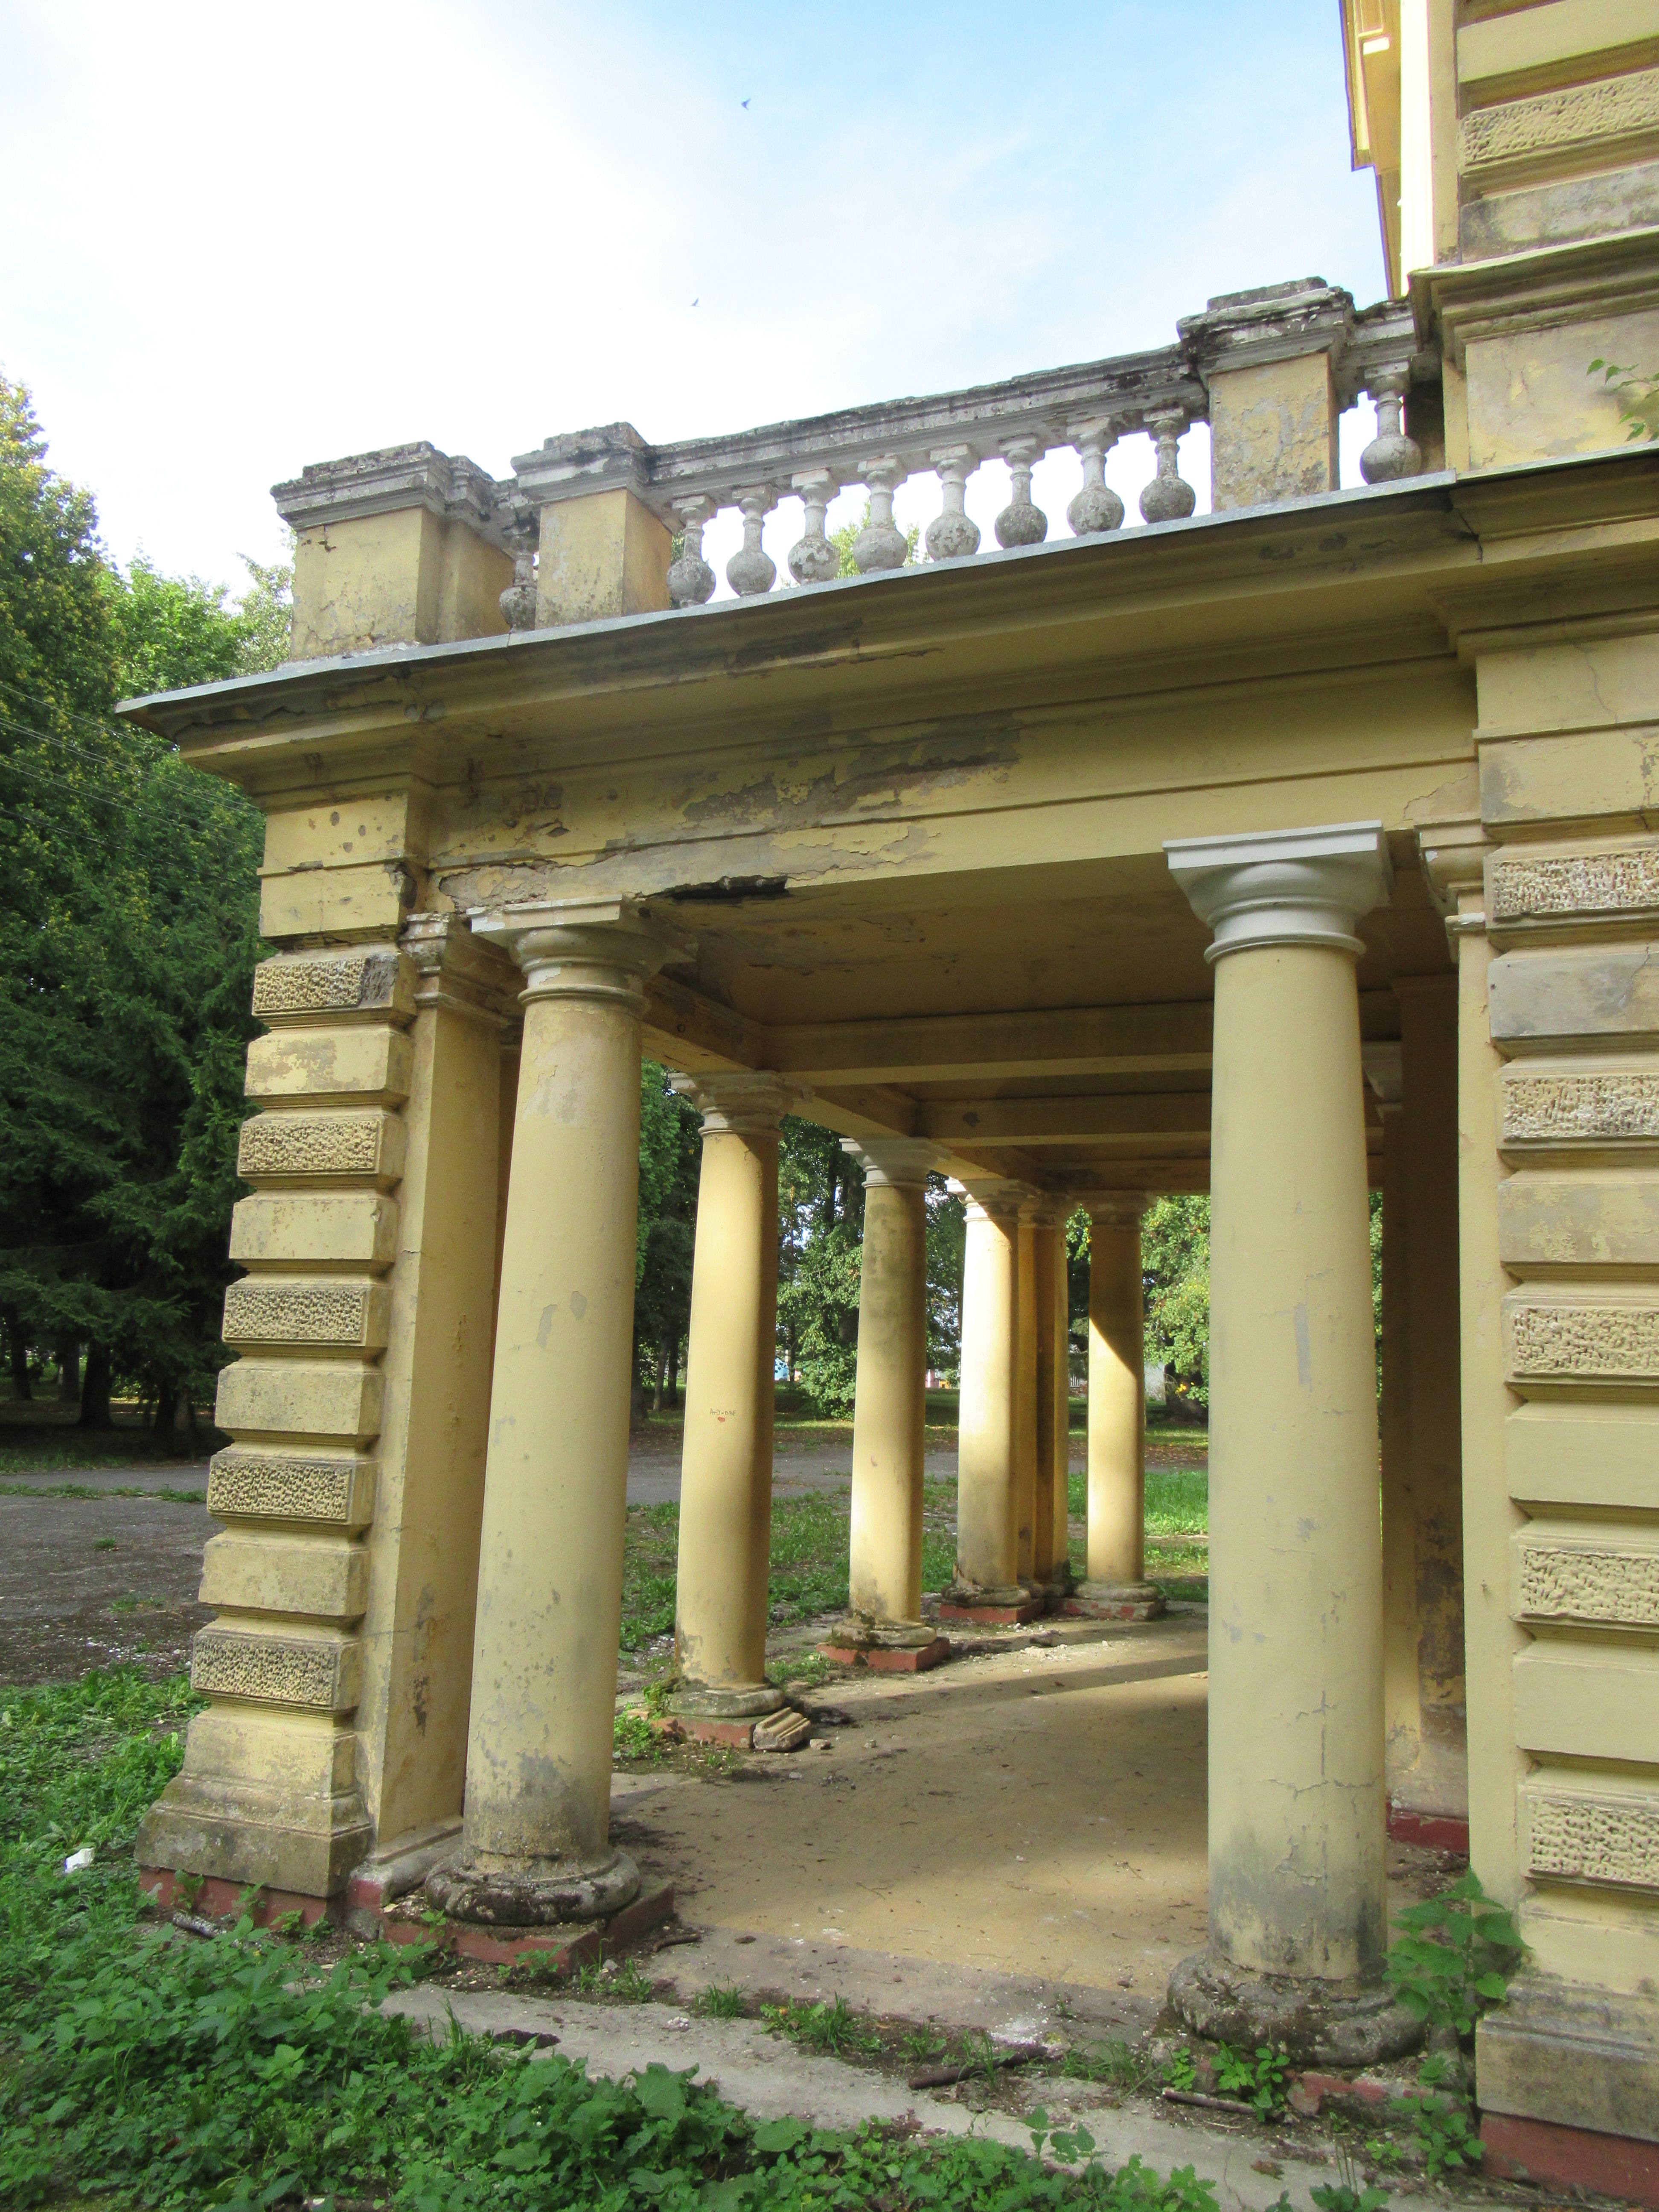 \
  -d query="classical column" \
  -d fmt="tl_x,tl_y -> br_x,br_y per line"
824,1138 -> 951,1672
428,899 -> 669,1925
1068,1194 -> 1163,1621
1030,1202 -> 1074,1603
666,1074 -> 807,1749
1165,822 -> 1415,2059
942,1183 -> 1039,1624
1014,1200 -> 1042,1590
1367,1045 -> 1417,1833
